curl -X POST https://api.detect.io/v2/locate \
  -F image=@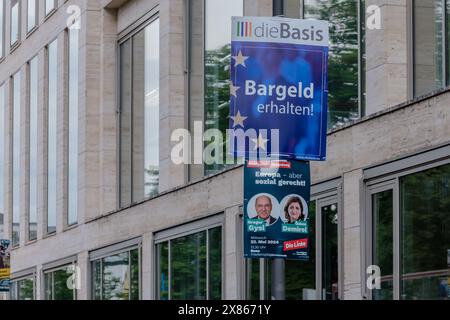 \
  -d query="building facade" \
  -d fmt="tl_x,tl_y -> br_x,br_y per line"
0,0 -> 449,300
